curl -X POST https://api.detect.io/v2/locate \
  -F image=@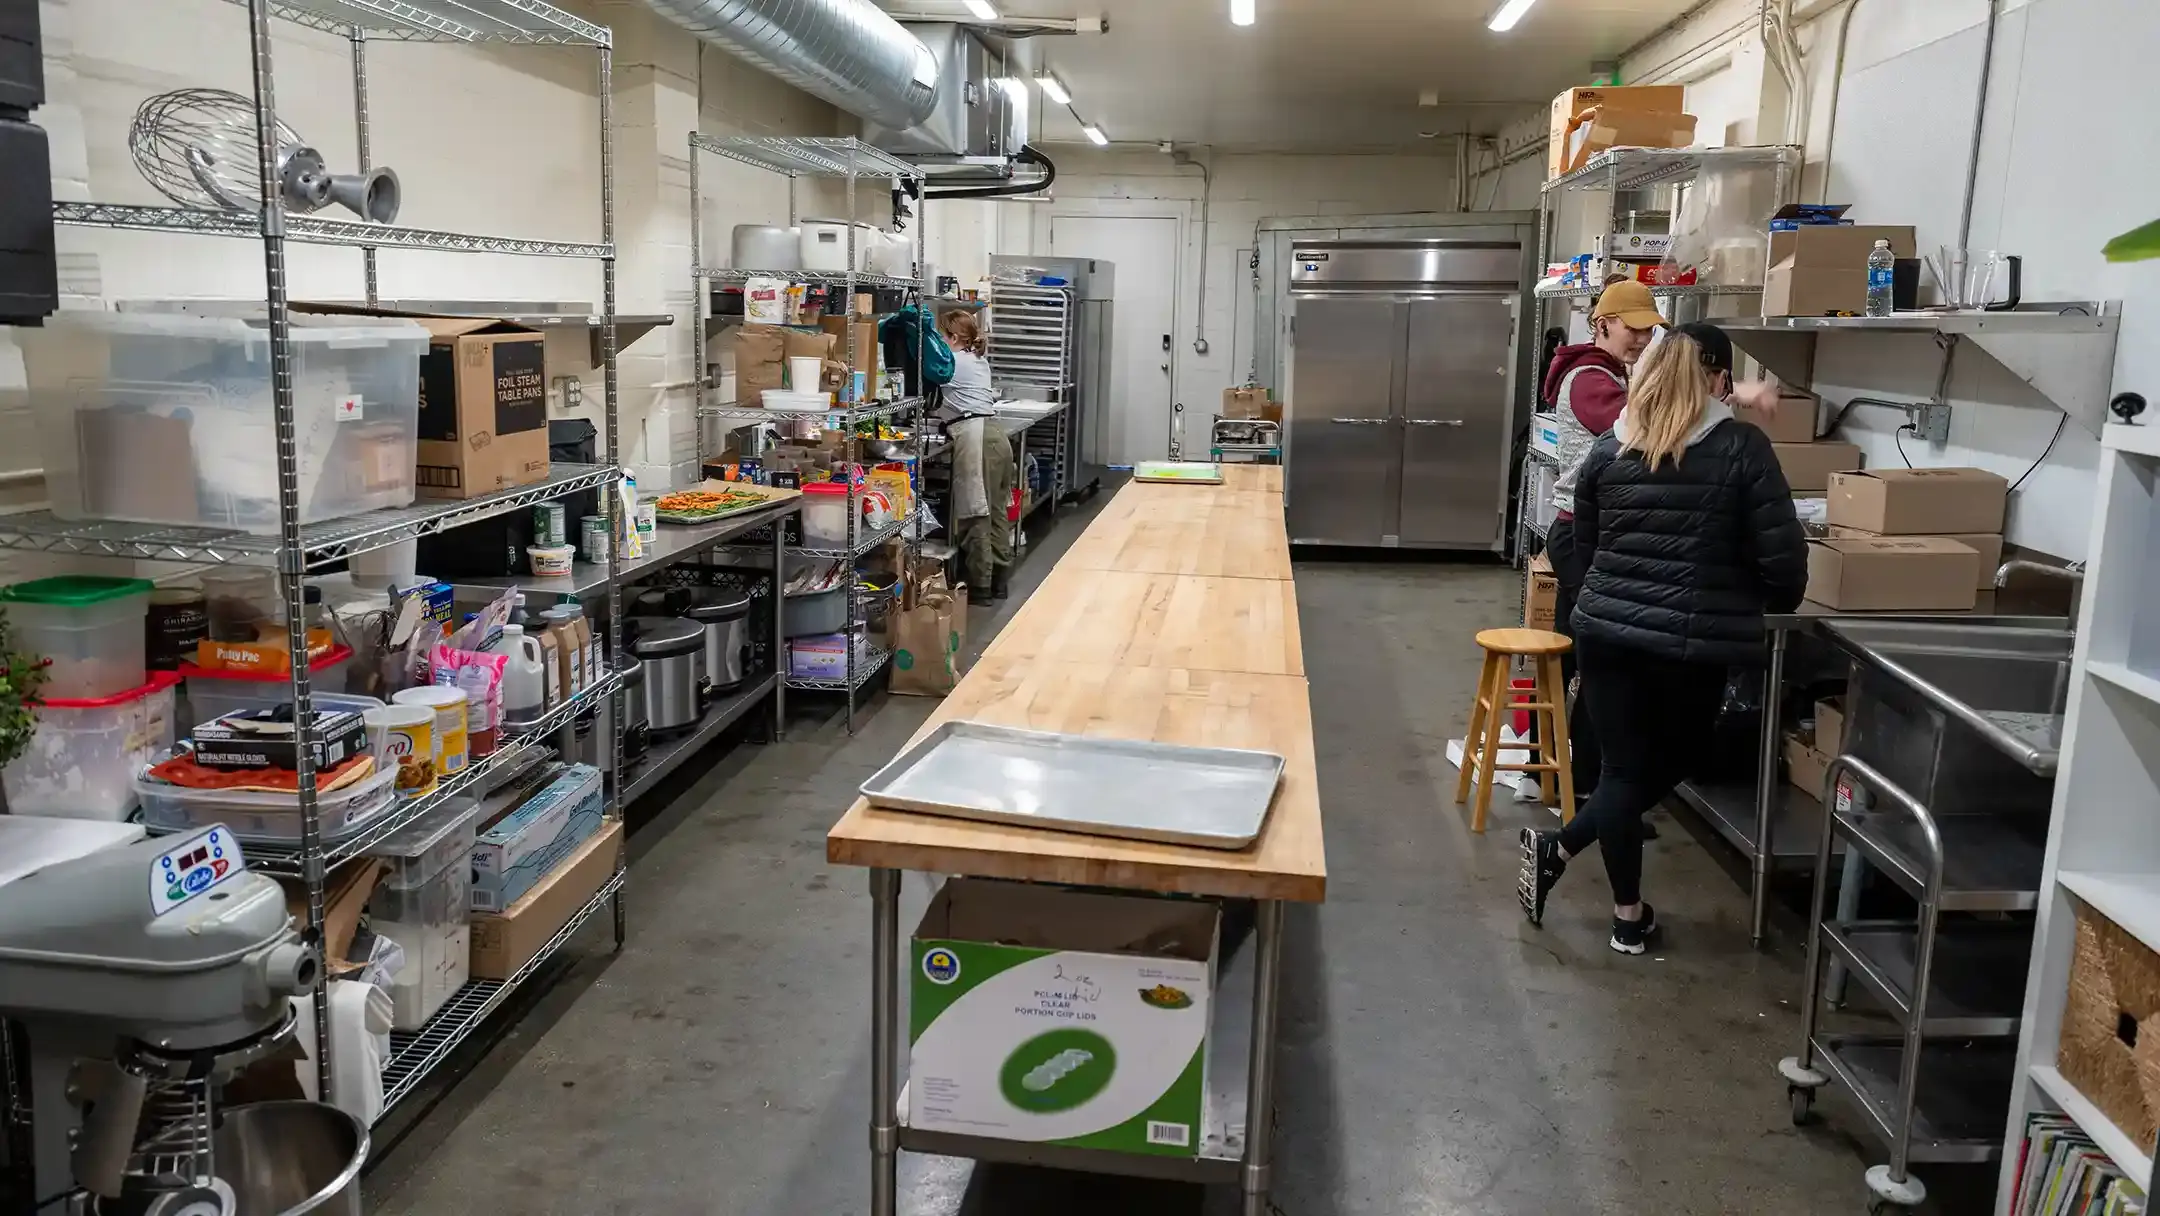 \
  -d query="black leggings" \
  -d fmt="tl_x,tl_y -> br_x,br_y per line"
1557,638 -> 1727,906
1544,524 -> 1599,795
